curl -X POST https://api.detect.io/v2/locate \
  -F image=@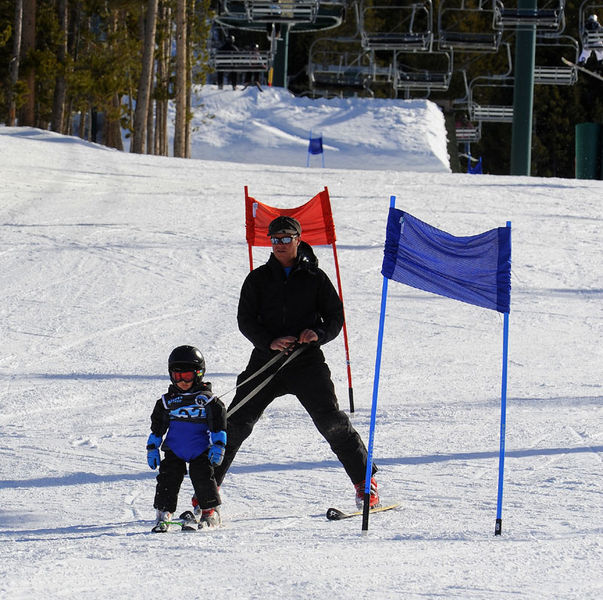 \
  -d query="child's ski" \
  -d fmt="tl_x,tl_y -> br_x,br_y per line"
150,511 -> 198,532
151,520 -> 181,533
326,502 -> 400,521
179,511 -> 200,531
